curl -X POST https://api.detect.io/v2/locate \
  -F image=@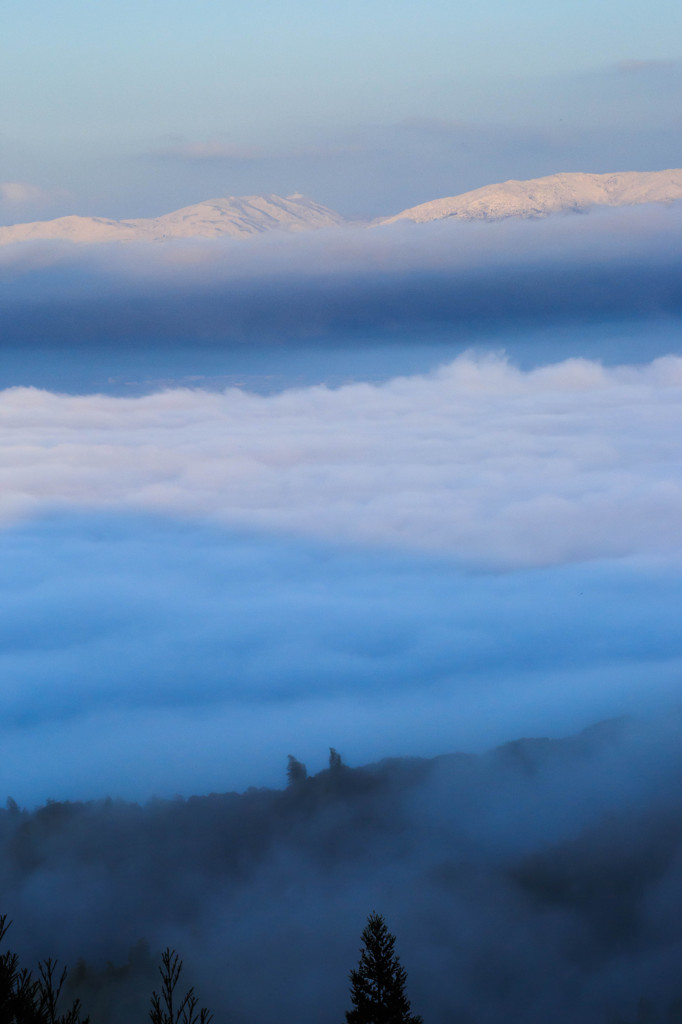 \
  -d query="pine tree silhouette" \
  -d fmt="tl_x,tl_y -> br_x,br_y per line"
346,912 -> 422,1024
286,755 -> 307,786
329,748 -> 343,771
0,914 -> 89,1024
149,948 -> 212,1024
